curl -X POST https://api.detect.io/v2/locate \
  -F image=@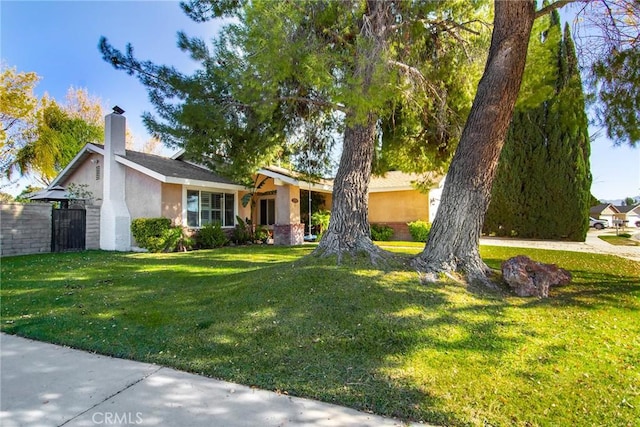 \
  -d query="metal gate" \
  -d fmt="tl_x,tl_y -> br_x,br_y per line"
51,209 -> 86,252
